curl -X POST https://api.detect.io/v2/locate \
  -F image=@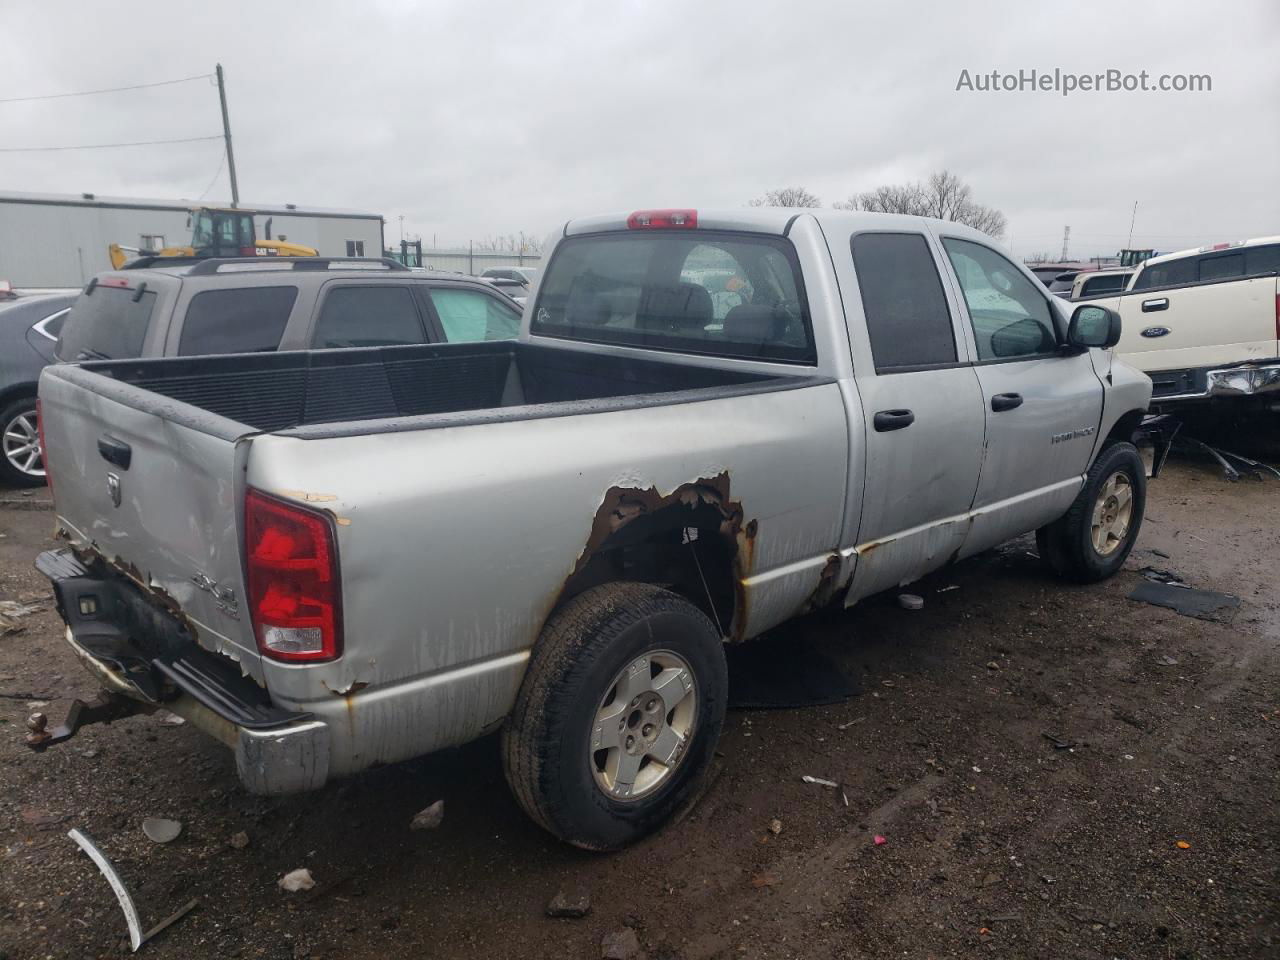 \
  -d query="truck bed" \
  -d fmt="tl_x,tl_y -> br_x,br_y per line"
74,340 -> 806,437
